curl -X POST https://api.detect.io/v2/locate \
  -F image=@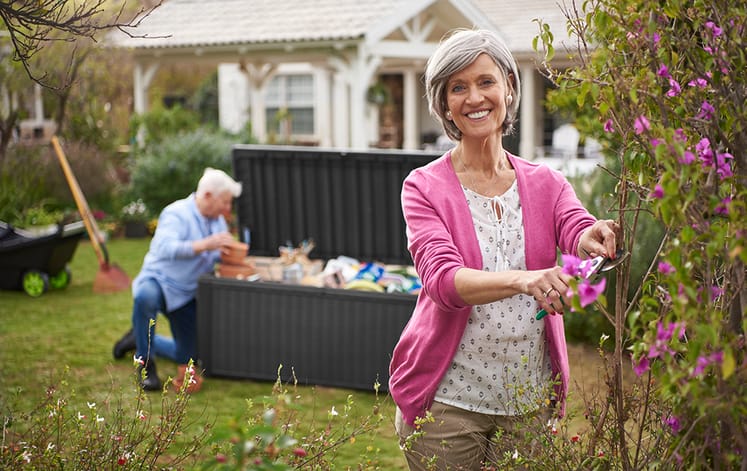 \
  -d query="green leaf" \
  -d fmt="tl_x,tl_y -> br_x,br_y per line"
721,349 -> 735,379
